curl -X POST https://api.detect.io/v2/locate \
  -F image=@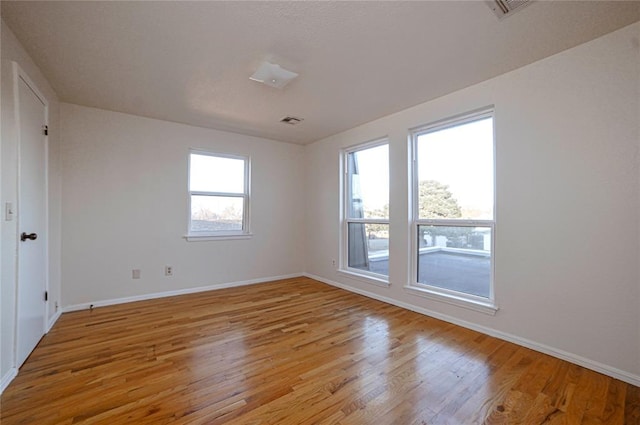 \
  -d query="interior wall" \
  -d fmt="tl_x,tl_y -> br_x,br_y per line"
305,22 -> 640,381
1,20 -> 62,385
60,103 -> 305,308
